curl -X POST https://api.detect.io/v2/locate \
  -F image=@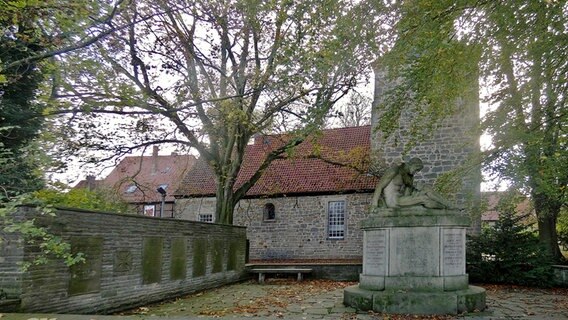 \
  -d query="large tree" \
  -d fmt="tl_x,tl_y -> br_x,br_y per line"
0,1 -> 127,268
50,0 -> 378,224
1,1 -> 50,197
375,1 -> 567,262
1,0 -> 128,77
1,0 -> 129,196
